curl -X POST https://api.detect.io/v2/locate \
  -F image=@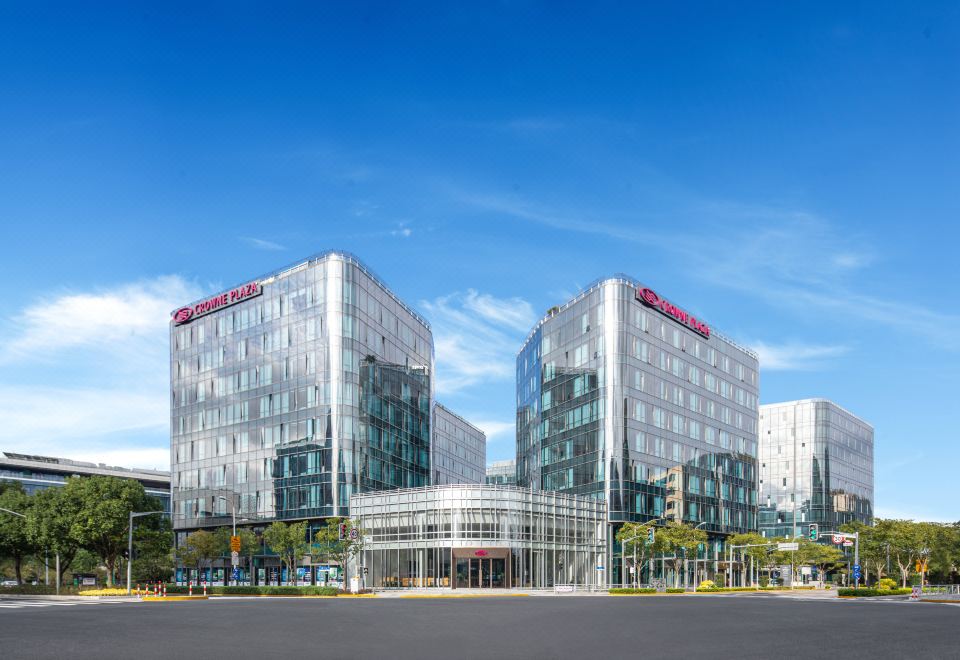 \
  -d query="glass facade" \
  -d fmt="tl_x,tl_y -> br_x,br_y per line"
758,399 -> 874,538
485,459 -> 517,486
0,452 -> 171,512
432,404 -> 485,485
170,252 -> 484,545
351,485 -> 607,589
516,276 -> 760,583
